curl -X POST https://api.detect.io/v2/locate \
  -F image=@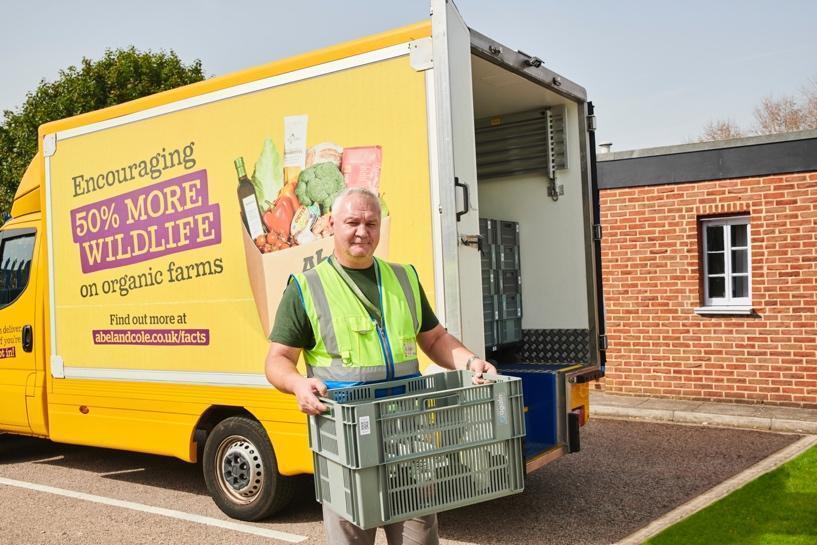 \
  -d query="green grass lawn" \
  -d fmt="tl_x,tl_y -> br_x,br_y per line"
646,444 -> 817,545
